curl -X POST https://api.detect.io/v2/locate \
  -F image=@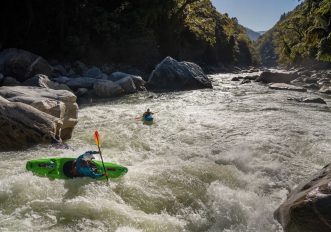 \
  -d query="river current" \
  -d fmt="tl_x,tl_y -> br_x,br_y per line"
0,72 -> 330,232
